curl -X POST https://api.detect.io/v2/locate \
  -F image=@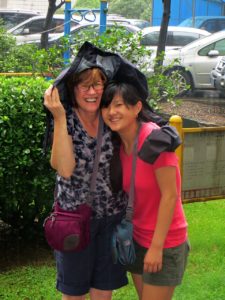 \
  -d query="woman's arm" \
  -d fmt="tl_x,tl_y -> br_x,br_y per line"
143,166 -> 177,273
44,86 -> 75,178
